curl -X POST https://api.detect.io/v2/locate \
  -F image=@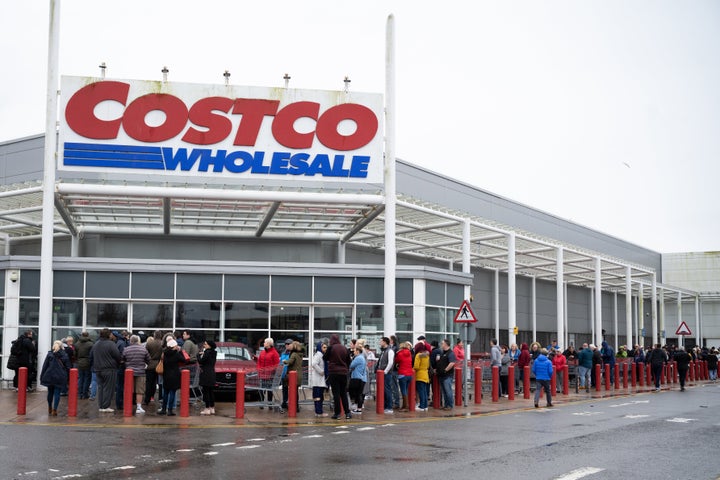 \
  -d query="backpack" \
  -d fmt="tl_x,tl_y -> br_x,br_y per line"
10,336 -> 23,357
